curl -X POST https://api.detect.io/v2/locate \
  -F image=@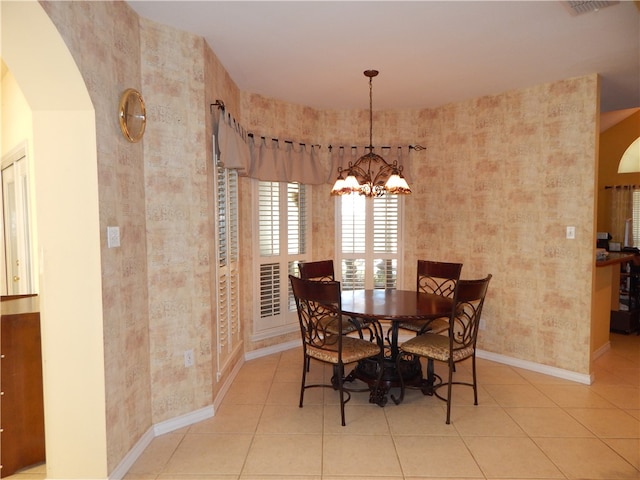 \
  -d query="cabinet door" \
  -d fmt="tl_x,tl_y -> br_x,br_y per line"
1,313 -> 45,477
